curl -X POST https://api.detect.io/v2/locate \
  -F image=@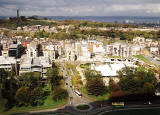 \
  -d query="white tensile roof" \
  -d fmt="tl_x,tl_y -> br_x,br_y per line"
93,63 -> 137,77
